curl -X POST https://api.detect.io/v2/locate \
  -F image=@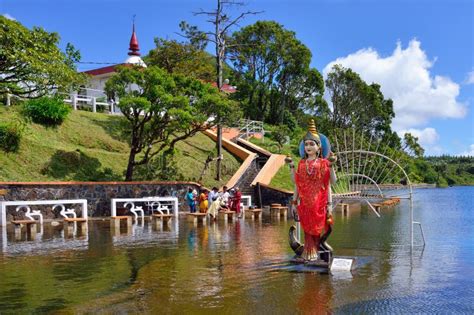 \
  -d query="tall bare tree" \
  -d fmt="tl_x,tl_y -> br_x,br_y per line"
180,0 -> 261,181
